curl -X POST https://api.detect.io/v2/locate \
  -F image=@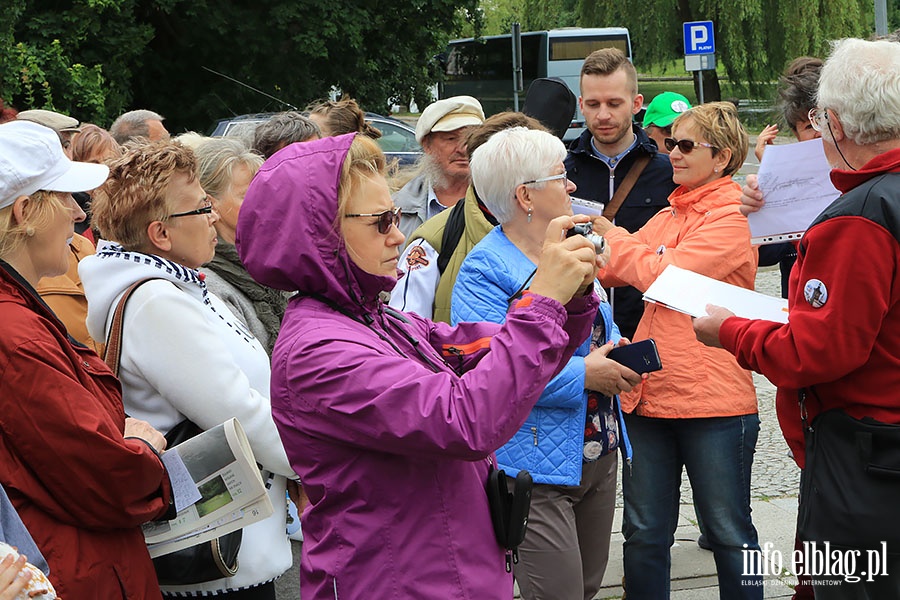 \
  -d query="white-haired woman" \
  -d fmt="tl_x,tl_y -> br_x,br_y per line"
451,127 -> 642,600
